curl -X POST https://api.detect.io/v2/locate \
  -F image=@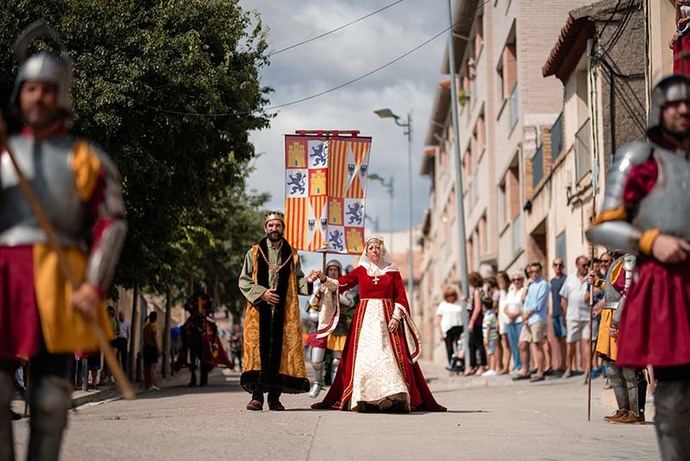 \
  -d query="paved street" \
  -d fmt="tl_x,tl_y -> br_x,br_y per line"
12,363 -> 658,461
